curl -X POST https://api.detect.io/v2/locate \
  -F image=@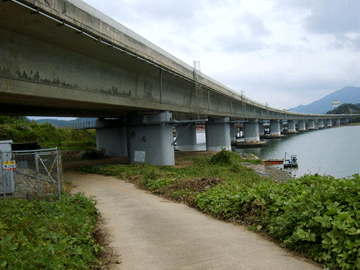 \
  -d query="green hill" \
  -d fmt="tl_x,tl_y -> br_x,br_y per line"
326,103 -> 360,114
327,103 -> 360,123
